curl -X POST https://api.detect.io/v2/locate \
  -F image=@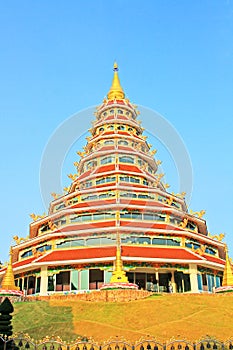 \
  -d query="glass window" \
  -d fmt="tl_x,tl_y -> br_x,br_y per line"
99,127 -> 104,132
101,156 -> 114,164
110,109 -> 114,114
107,125 -> 114,130
144,213 -> 154,220
120,176 -> 130,182
130,177 -> 140,183
117,125 -> 125,130
106,176 -> 116,182
55,203 -> 65,211
119,156 -> 134,164
101,237 -> 116,245
120,212 -> 131,219
205,247 -> 216,255
93,213 -> 105,220
166,238 -> 180,246
21,250 -> 33,258
37,245 -> 52,252
82,214 -> 92,221
152,238 -> 166,245
118,140 -> 128,145
118,109 -> 123,114
86,238 -> 101,246
120,192 -> 137,198
132,212 -> 142,220
104,140 -> 114,145
138,237 -> 151,244
143,179 -> 149,186
70,215 -> 82,223
138,194 -> 149,199
96,178 -> 105,185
